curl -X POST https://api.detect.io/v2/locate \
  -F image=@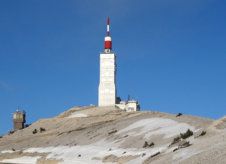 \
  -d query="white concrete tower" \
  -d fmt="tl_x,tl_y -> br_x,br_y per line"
98,17 -> 116,106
